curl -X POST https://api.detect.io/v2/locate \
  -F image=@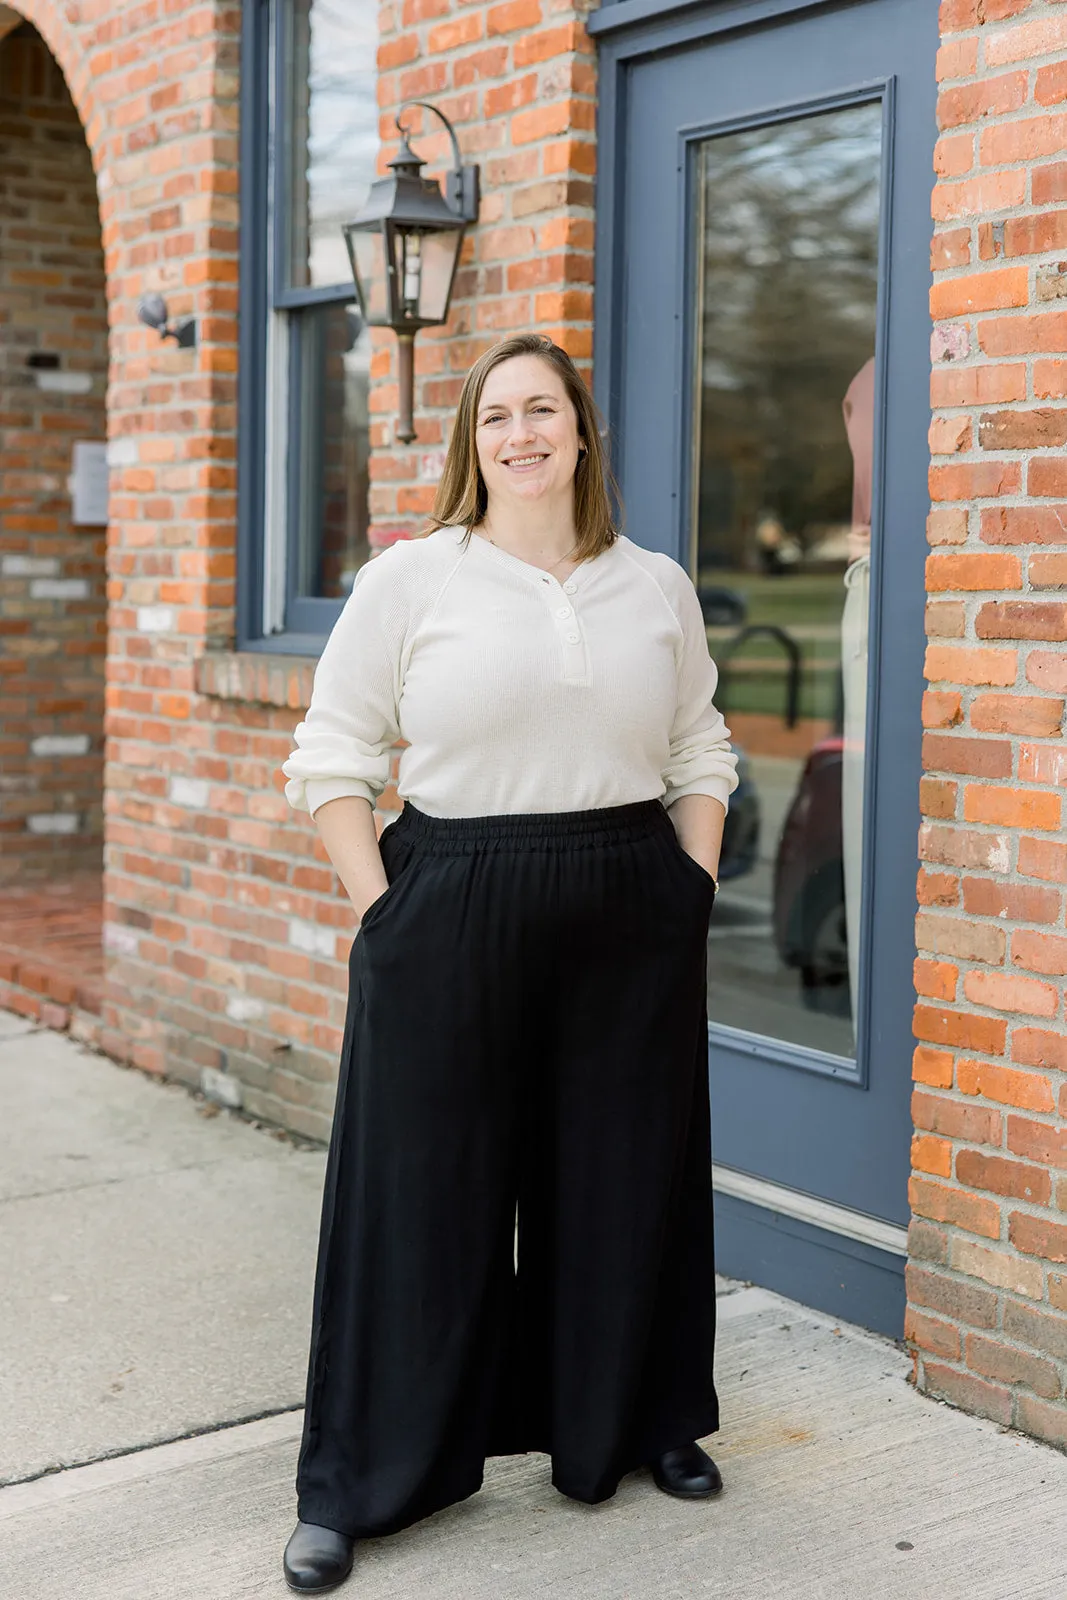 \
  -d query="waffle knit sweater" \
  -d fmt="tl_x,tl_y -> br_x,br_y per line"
282,526 -> 739,819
